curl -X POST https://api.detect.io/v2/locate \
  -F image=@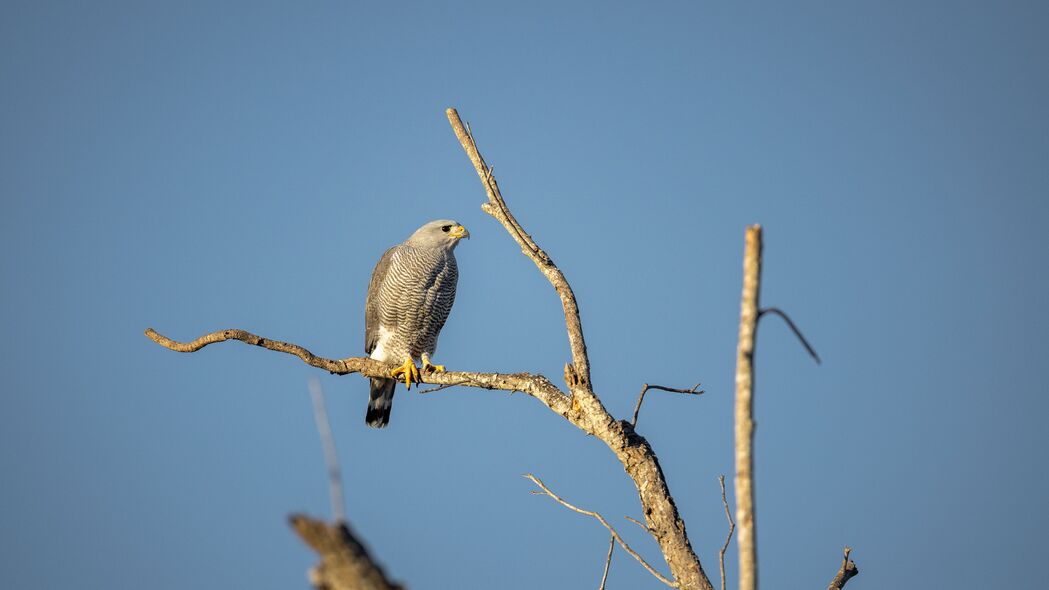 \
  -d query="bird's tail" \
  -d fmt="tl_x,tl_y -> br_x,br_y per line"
366,377 -> 397,428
